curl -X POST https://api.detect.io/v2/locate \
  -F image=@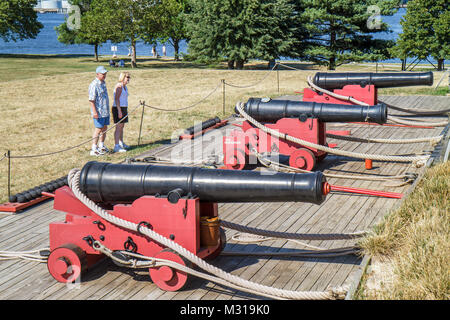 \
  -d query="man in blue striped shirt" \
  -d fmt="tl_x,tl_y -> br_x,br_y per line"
89,66 -> 110,156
